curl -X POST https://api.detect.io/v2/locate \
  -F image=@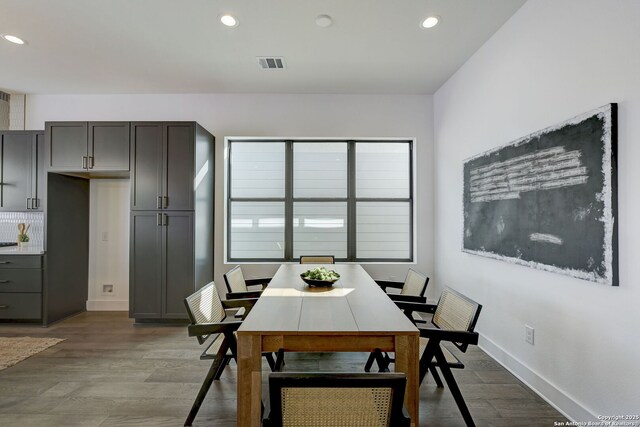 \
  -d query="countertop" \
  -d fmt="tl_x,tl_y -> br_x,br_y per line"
0,246 -> 45,255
